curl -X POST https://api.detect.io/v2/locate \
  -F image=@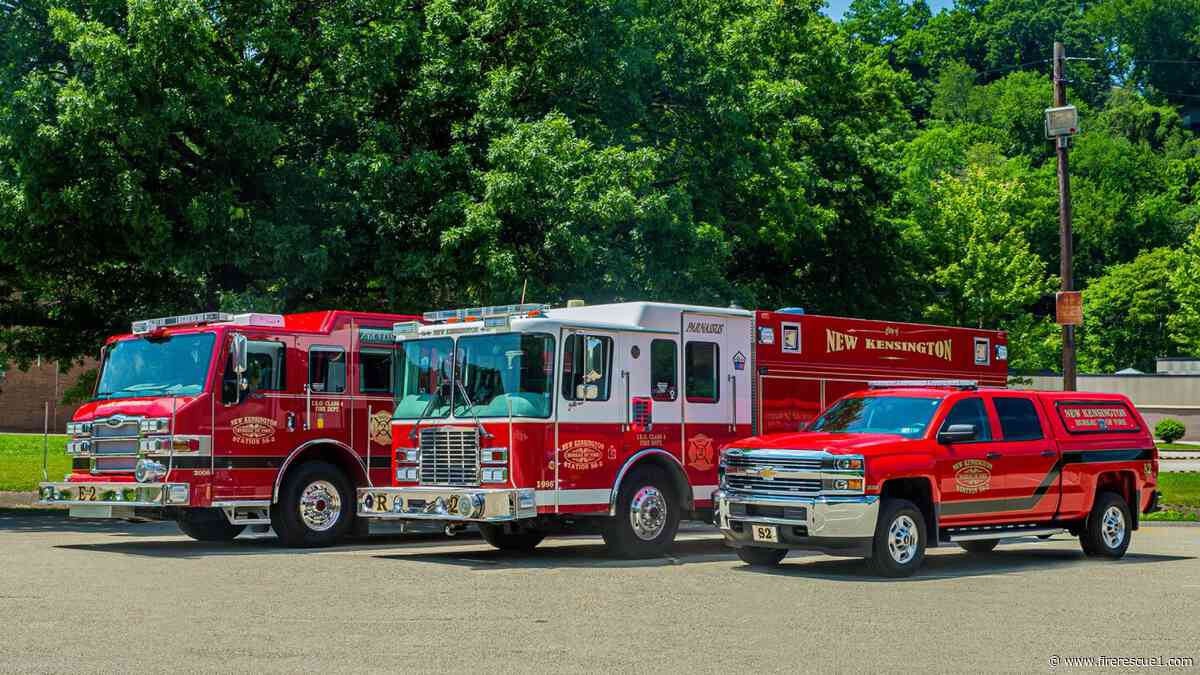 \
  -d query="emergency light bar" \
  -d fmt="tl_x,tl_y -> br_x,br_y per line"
422,303 -> 549,324
868,380 -> 978,390
131,312 -> 284,335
